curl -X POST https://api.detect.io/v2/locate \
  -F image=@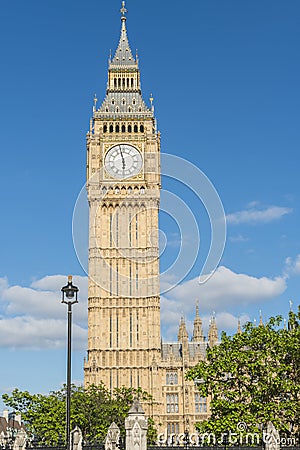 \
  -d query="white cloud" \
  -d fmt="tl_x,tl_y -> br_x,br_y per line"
160,266 -> 286,339
284,254 -> 300,277
227,205 -> 293,225
0,317 -> 87,350
160,308 -> 251,341
31,275 -> 88,293
0,265 -> 288,349
163,266 -> 286,310
215,312 -> 250,331
0,275 -> 88,350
